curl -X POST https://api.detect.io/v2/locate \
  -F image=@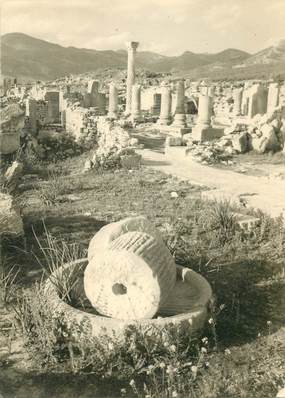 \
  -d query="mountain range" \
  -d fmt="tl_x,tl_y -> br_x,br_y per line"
1,33 -> 285,81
